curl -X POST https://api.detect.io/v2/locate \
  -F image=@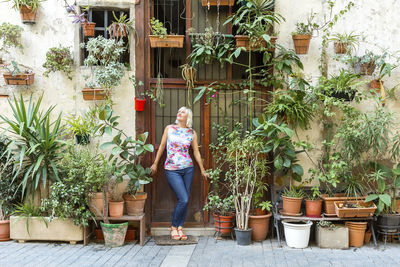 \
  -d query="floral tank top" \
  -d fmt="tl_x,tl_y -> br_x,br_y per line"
164,125 -> 194,170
